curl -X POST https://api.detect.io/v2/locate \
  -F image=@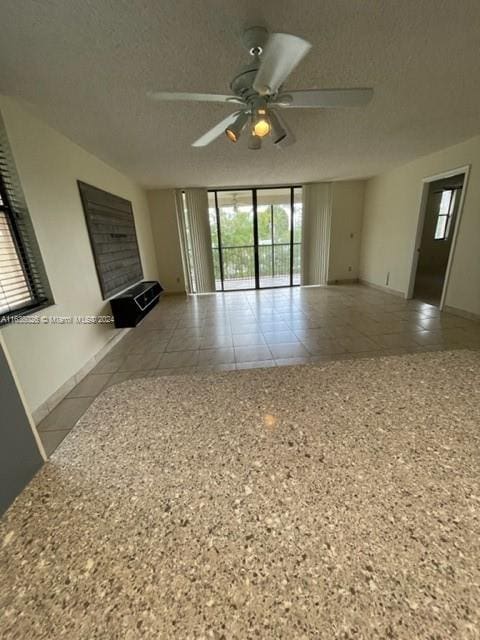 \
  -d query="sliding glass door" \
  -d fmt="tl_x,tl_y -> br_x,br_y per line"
209,190 -> 255,291
257,188 -> 292,288
209,186 -> 302,291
